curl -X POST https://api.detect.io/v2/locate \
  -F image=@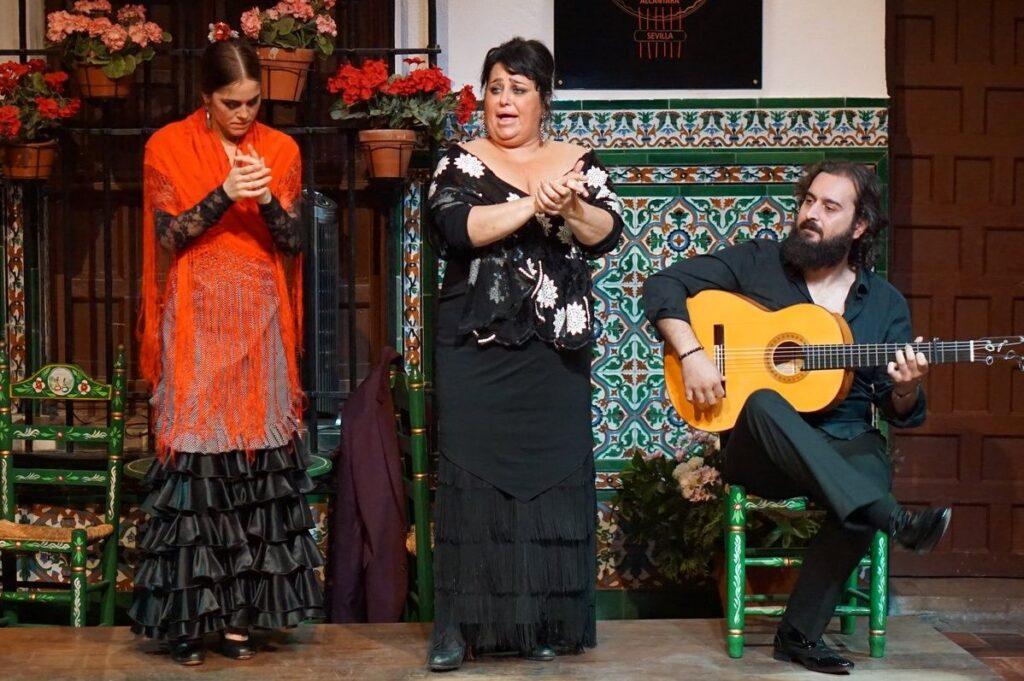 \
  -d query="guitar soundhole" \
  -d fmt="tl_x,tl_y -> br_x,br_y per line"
770,339 -> 806,381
